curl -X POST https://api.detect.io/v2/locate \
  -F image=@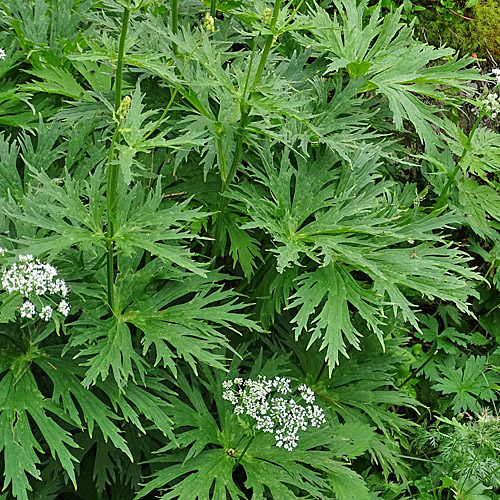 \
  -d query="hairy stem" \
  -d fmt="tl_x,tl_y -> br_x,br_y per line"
106,6 -> 131,311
